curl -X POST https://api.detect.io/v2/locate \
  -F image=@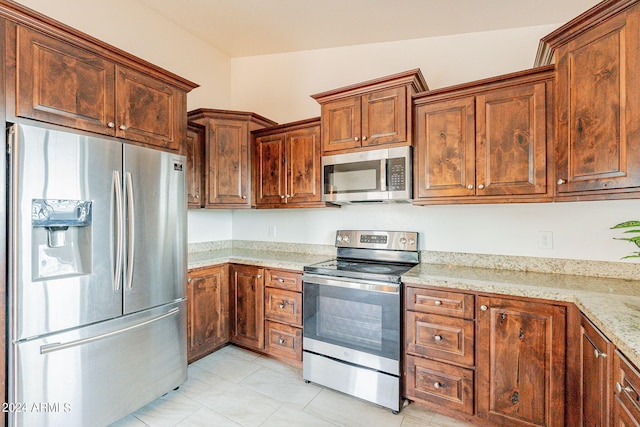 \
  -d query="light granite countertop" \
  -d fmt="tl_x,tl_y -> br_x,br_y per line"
188,245 -> 640,369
